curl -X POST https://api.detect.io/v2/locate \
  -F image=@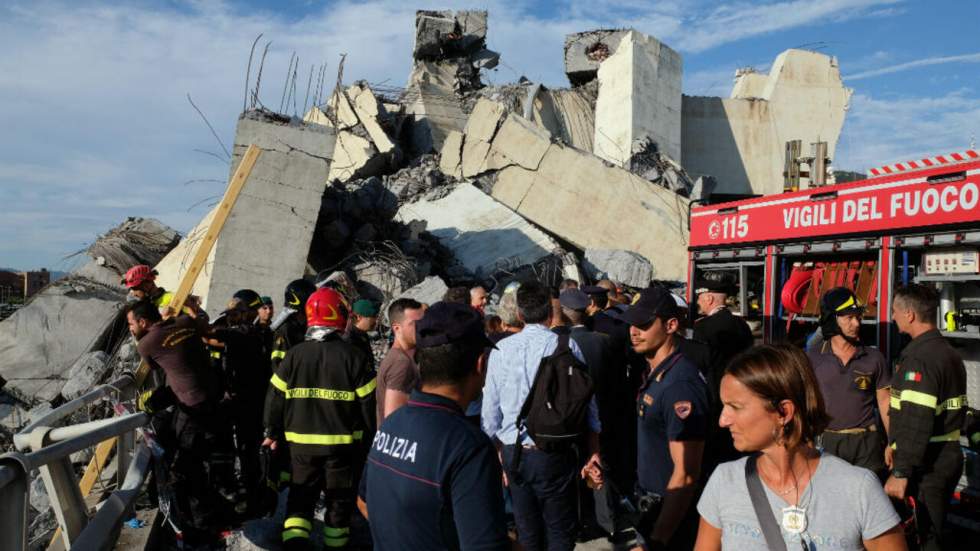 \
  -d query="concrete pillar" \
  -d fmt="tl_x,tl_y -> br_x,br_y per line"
202,111 -> 336,317
593,31 -> 683,166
